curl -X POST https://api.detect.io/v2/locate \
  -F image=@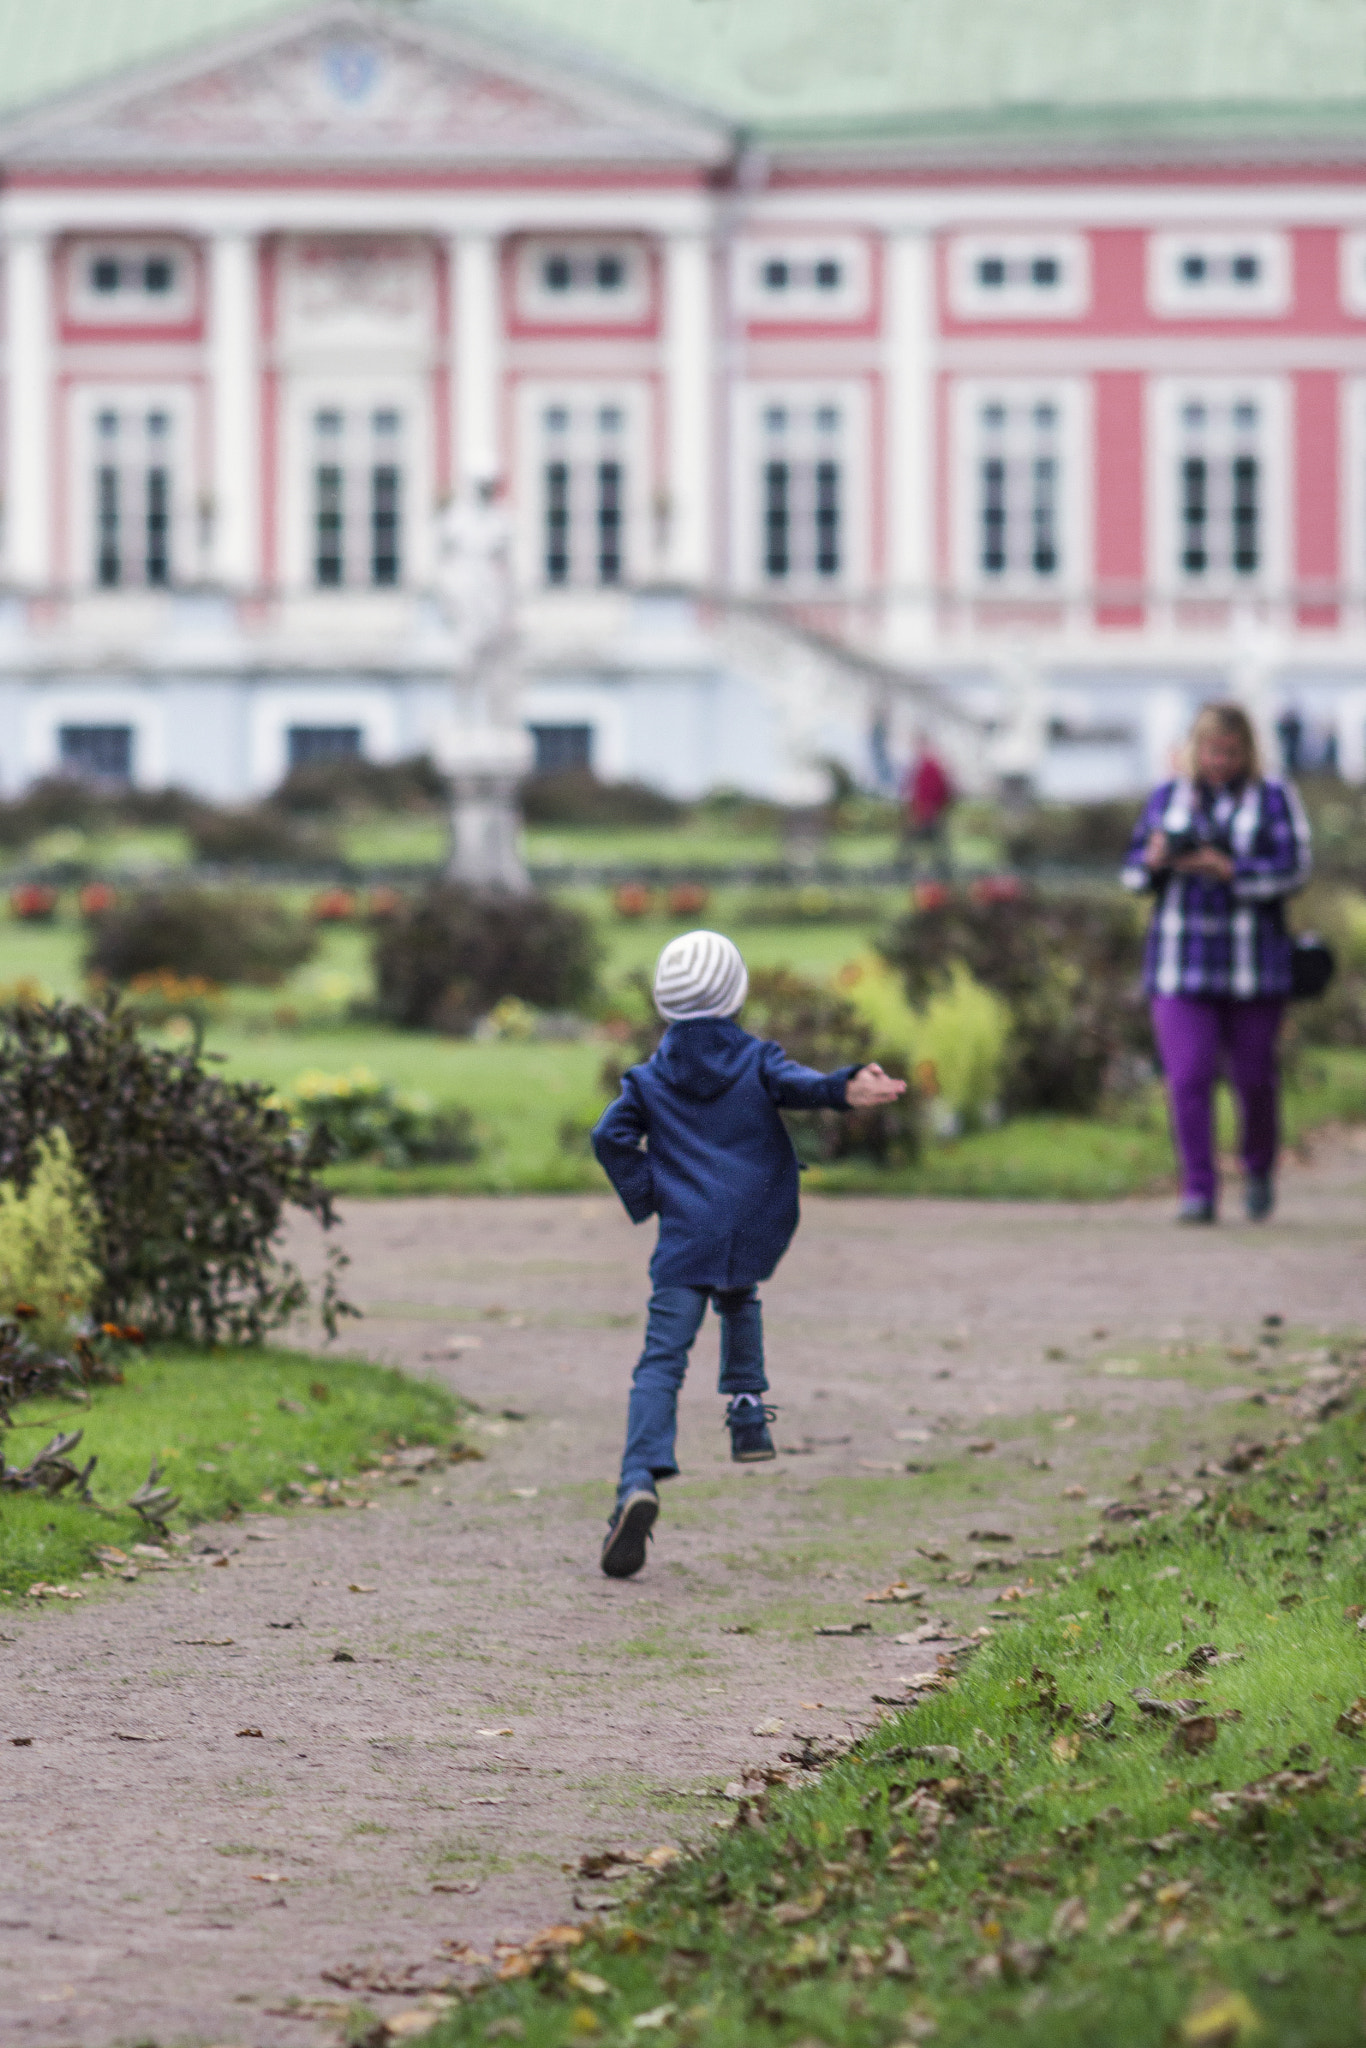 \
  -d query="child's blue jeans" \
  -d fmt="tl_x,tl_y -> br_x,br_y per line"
617,1284 -> 768,1505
